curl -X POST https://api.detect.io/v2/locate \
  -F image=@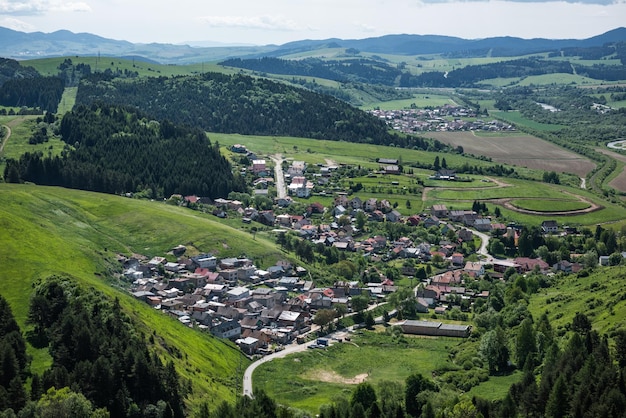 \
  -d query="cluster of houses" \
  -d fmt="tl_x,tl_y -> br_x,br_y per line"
124,248 -> 407,355
368,105 -> 516,134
